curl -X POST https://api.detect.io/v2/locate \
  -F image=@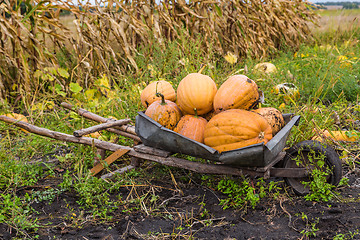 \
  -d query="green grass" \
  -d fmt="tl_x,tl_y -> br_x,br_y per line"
317,9 -> 360,17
